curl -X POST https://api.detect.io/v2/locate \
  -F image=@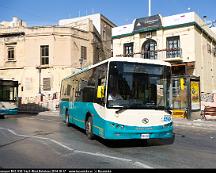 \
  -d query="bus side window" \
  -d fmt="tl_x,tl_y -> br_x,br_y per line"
76,69 -> 96,102
82,86 -> 95,102
94,63 -> 107,105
